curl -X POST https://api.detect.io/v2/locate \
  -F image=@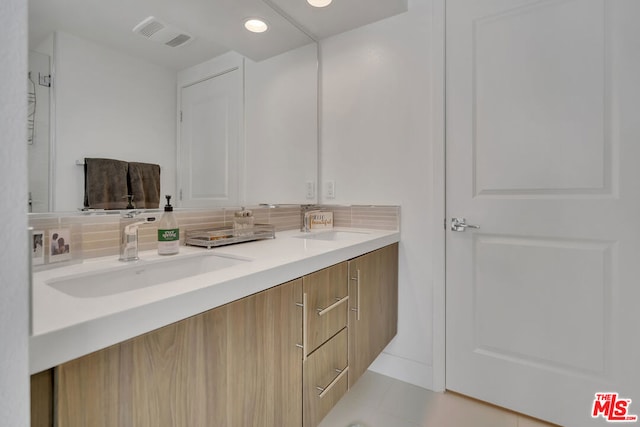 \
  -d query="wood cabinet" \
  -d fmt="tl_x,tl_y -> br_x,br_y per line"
226,278 -> 303,427
53,280 -> 302,427
56,305 -> 229,427
302,262 -> 348,356
30,244 -> 398,427
348,243 -> 399,387
30,370 -> 53,427
301,263 -> 349,427
303,328 -> 349,427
